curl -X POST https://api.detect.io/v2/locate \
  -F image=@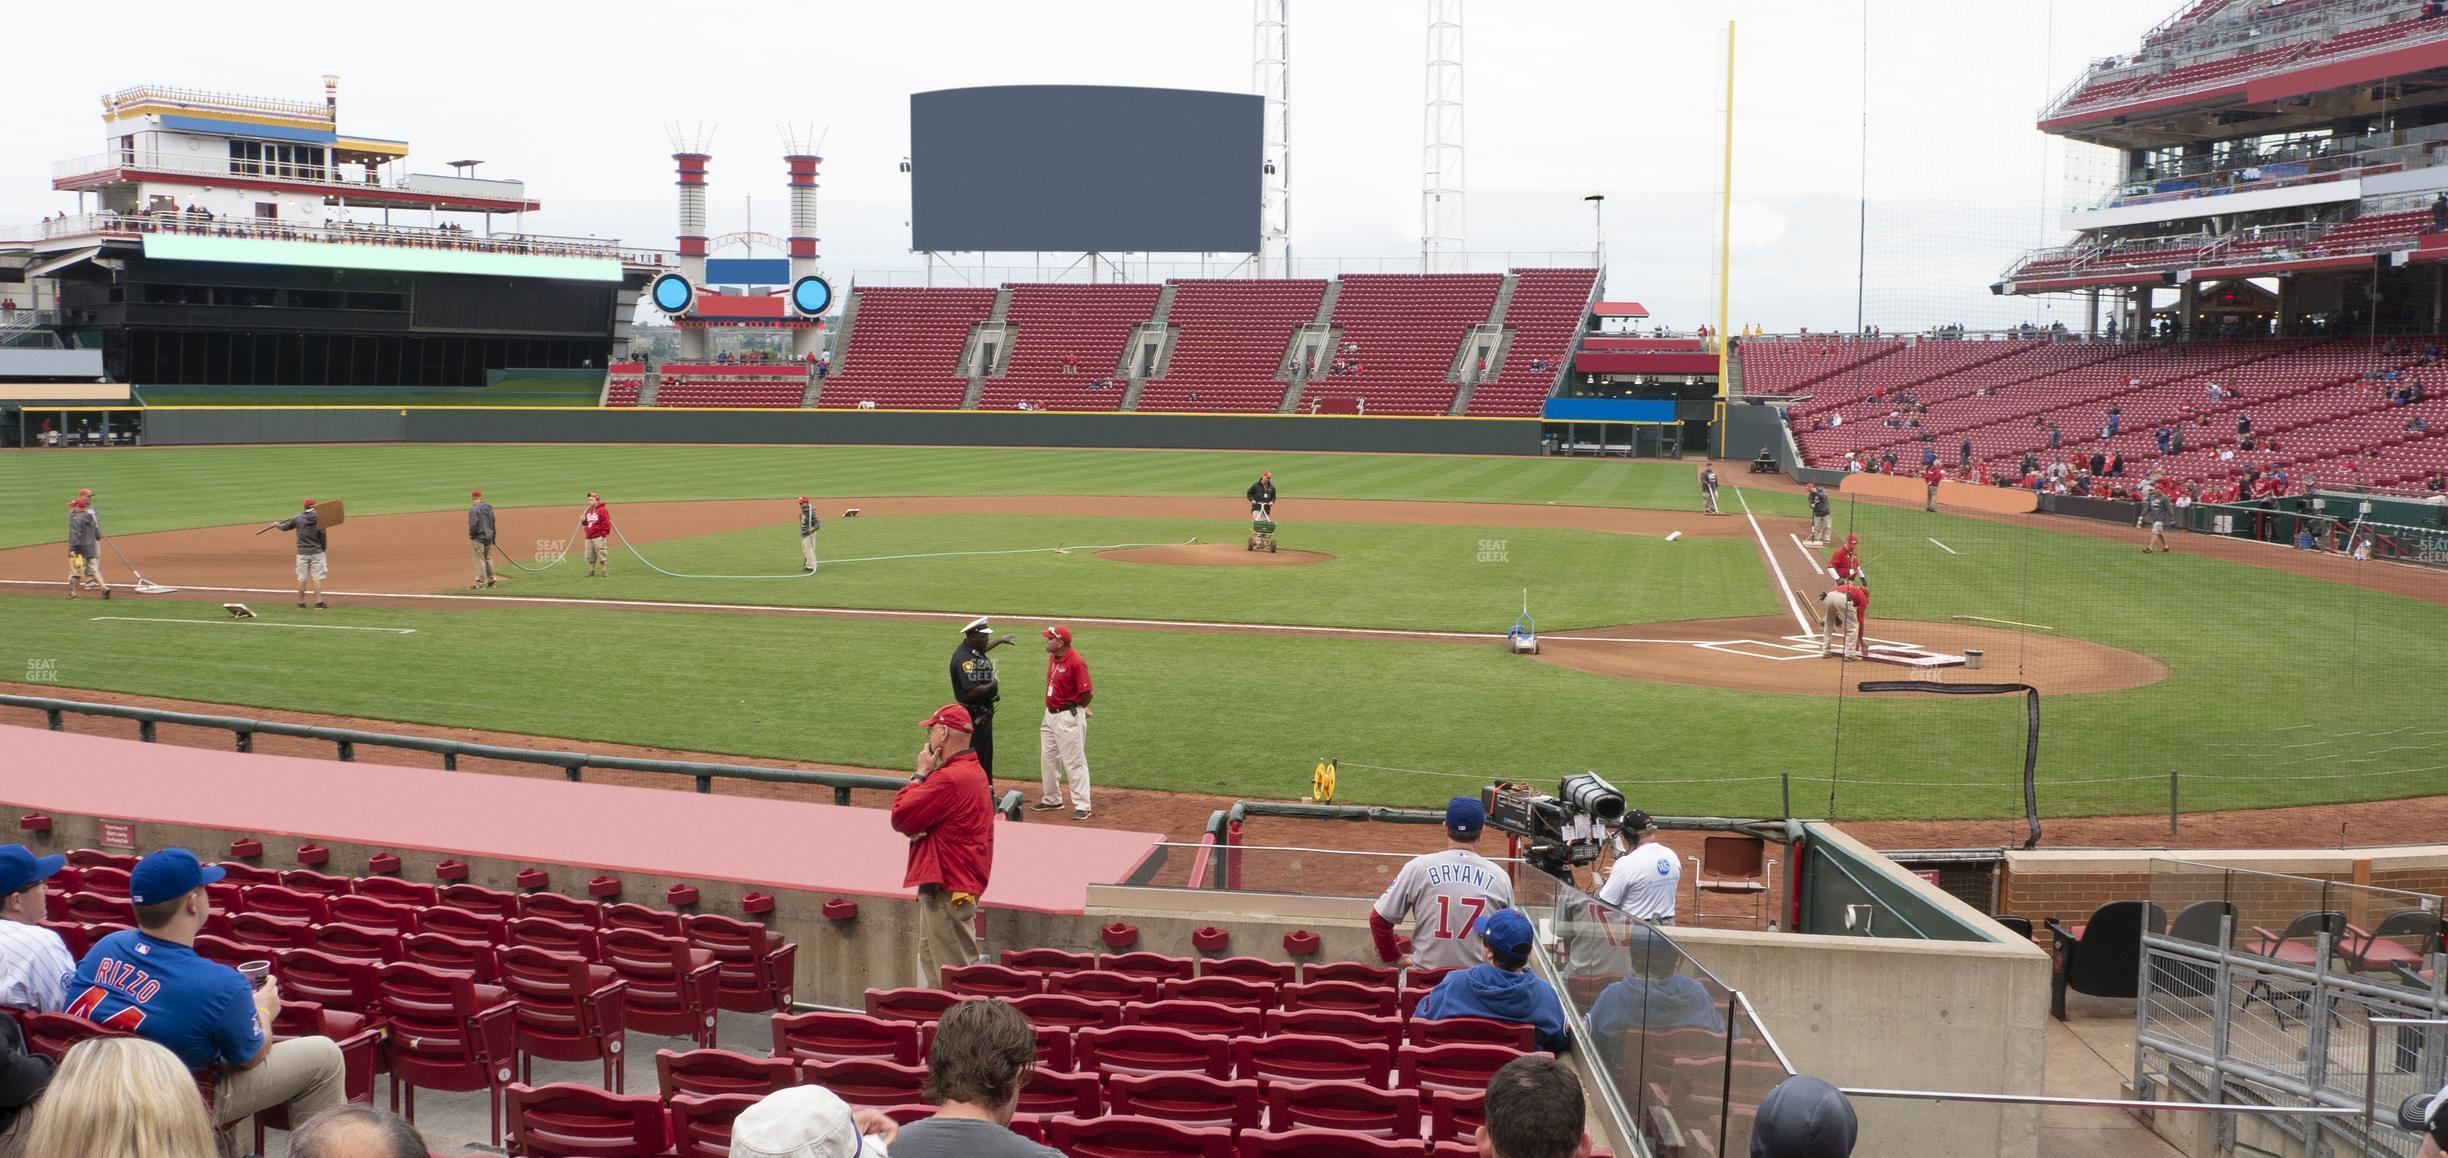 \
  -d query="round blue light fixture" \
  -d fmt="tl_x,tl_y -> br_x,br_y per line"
650,273 -> 694,314
790,275 -> 833,317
